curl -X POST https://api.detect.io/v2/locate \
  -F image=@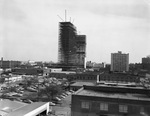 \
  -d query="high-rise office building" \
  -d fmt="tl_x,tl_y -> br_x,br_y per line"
58,22 -> 77,65
76,35 -> 86,67
111,51 -> 129,72
58,22 -> 86,68
142,56 -> 150,71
